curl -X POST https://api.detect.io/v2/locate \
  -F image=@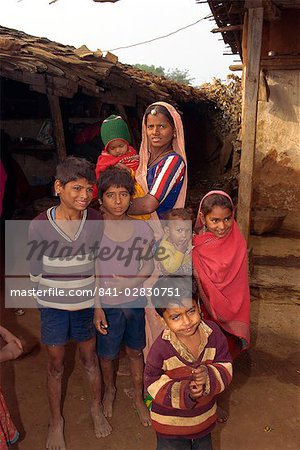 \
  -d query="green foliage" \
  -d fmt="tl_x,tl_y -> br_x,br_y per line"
133,64 -> 165,76
133,63 -> 194,85
166,68 -> 194,85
